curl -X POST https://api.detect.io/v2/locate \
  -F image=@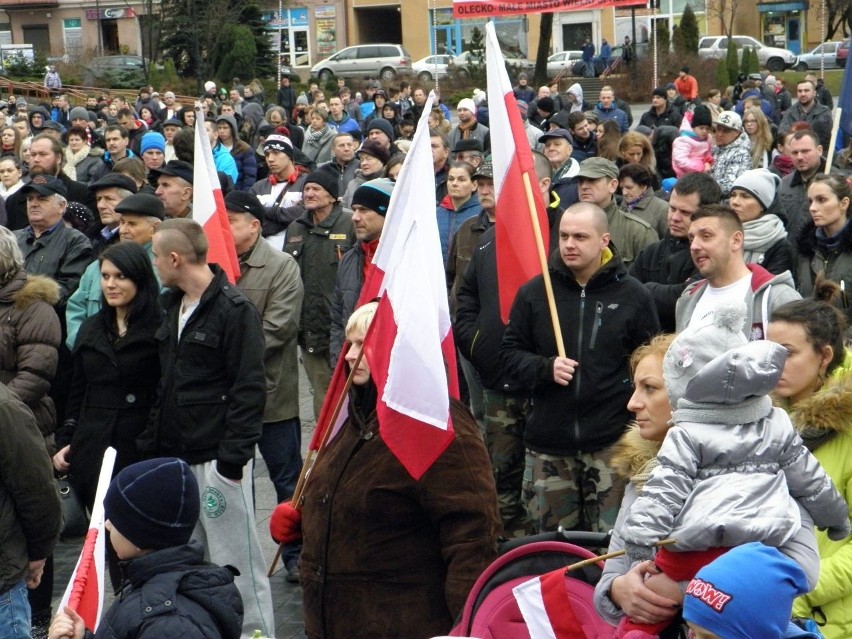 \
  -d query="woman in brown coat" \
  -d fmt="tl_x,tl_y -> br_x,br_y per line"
271,301 -> 501,639
0,226 -> 61,444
